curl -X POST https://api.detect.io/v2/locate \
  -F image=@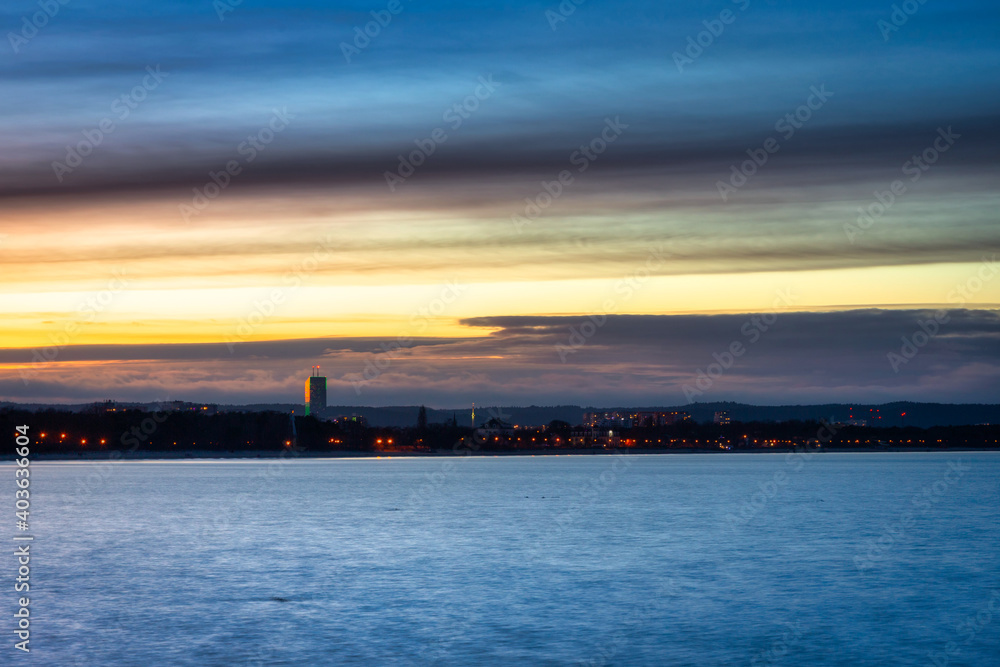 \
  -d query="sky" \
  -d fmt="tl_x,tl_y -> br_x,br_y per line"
1,0 -> 998,407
